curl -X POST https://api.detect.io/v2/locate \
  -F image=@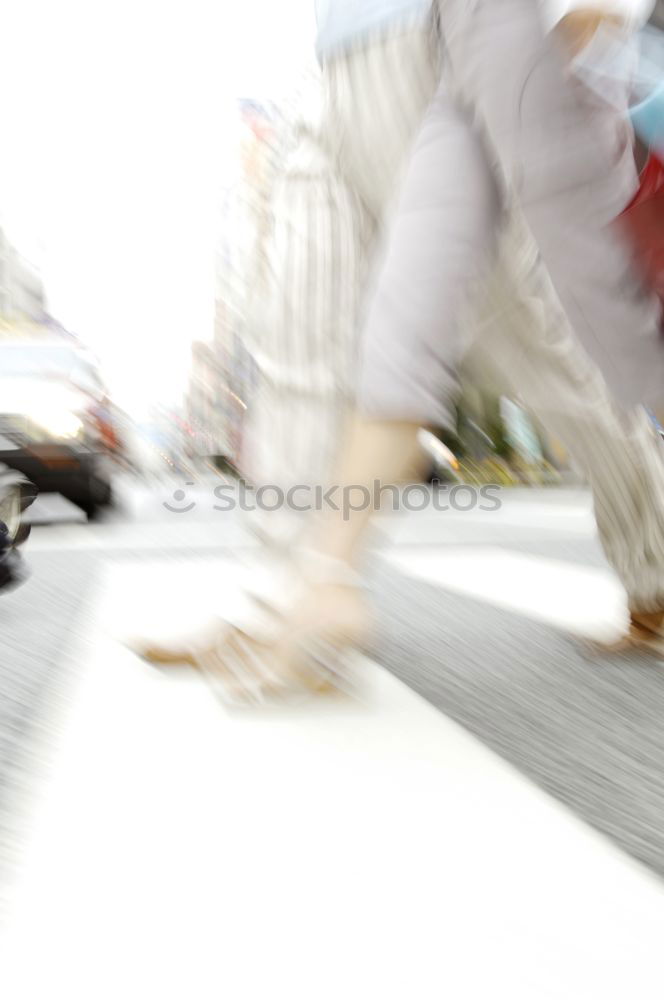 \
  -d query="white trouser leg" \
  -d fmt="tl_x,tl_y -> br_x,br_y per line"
241,23 -> 441,550
244,22 -> 442,478
480,214 -> 664,612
